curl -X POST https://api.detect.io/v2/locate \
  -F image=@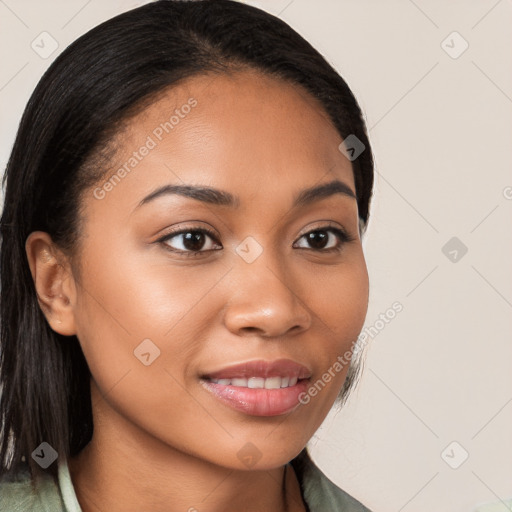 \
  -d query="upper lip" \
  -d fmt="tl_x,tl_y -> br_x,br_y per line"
202,358 -> 312,380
